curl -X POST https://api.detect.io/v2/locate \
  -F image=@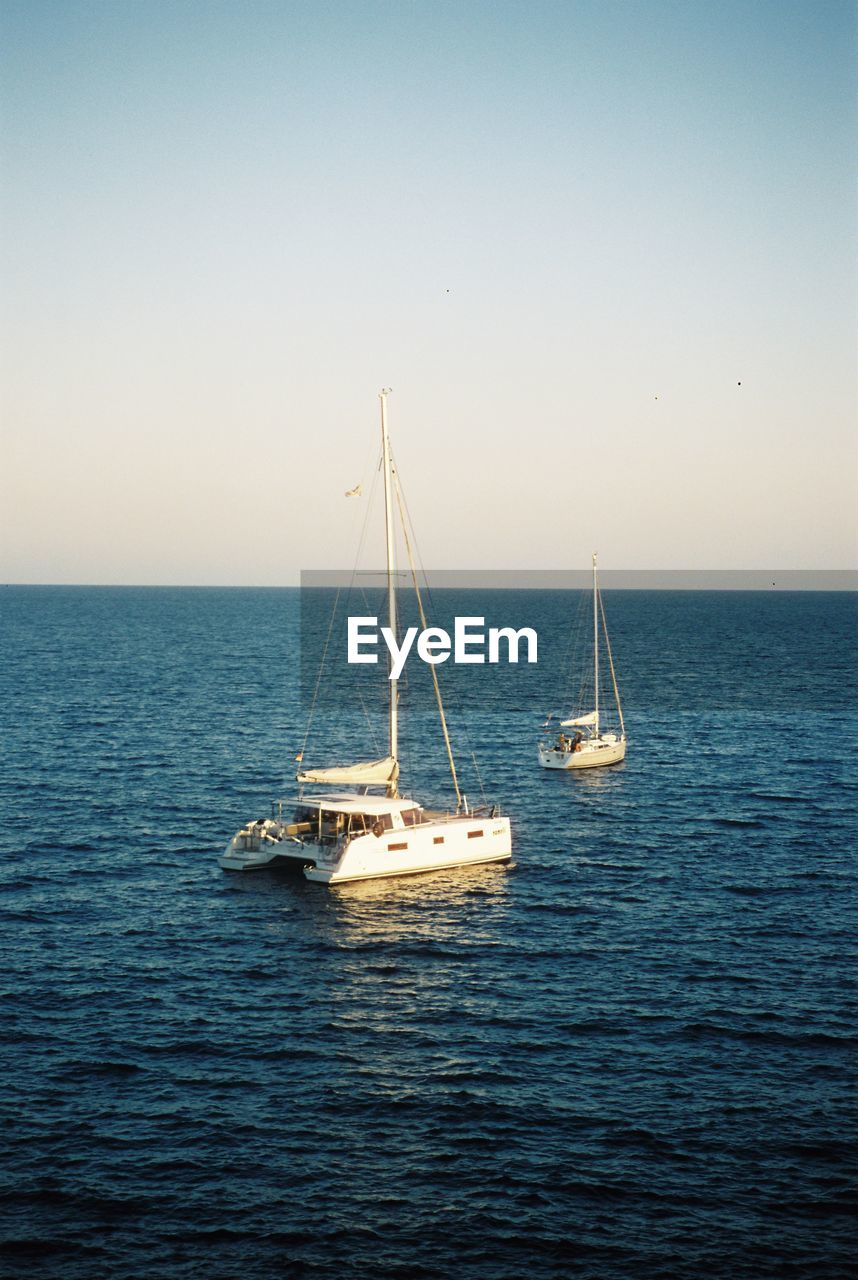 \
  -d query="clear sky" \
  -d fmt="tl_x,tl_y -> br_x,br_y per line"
1,0 -> 855,584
